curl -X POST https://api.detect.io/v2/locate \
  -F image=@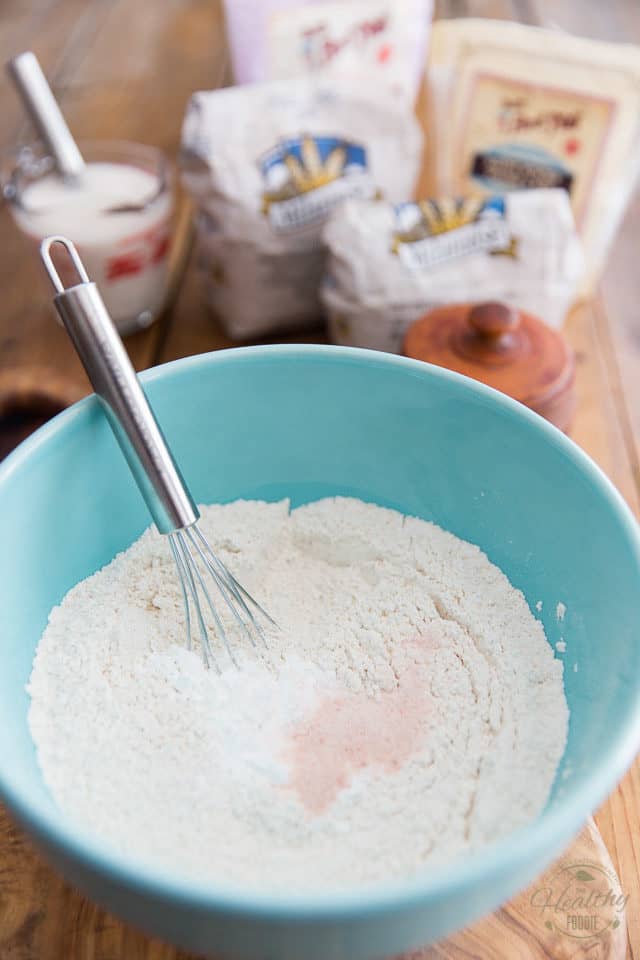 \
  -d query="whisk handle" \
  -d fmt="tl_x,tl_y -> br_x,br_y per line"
39,236 -> 199,535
